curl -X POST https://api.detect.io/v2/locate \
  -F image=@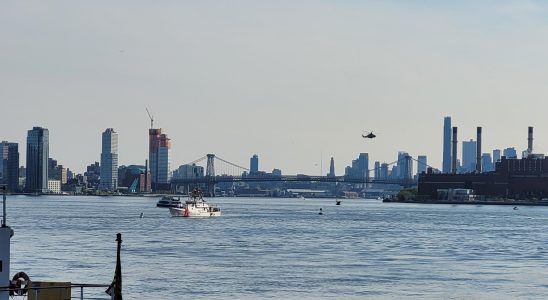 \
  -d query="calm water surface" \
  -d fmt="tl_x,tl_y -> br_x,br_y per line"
7,196 -> 548,299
